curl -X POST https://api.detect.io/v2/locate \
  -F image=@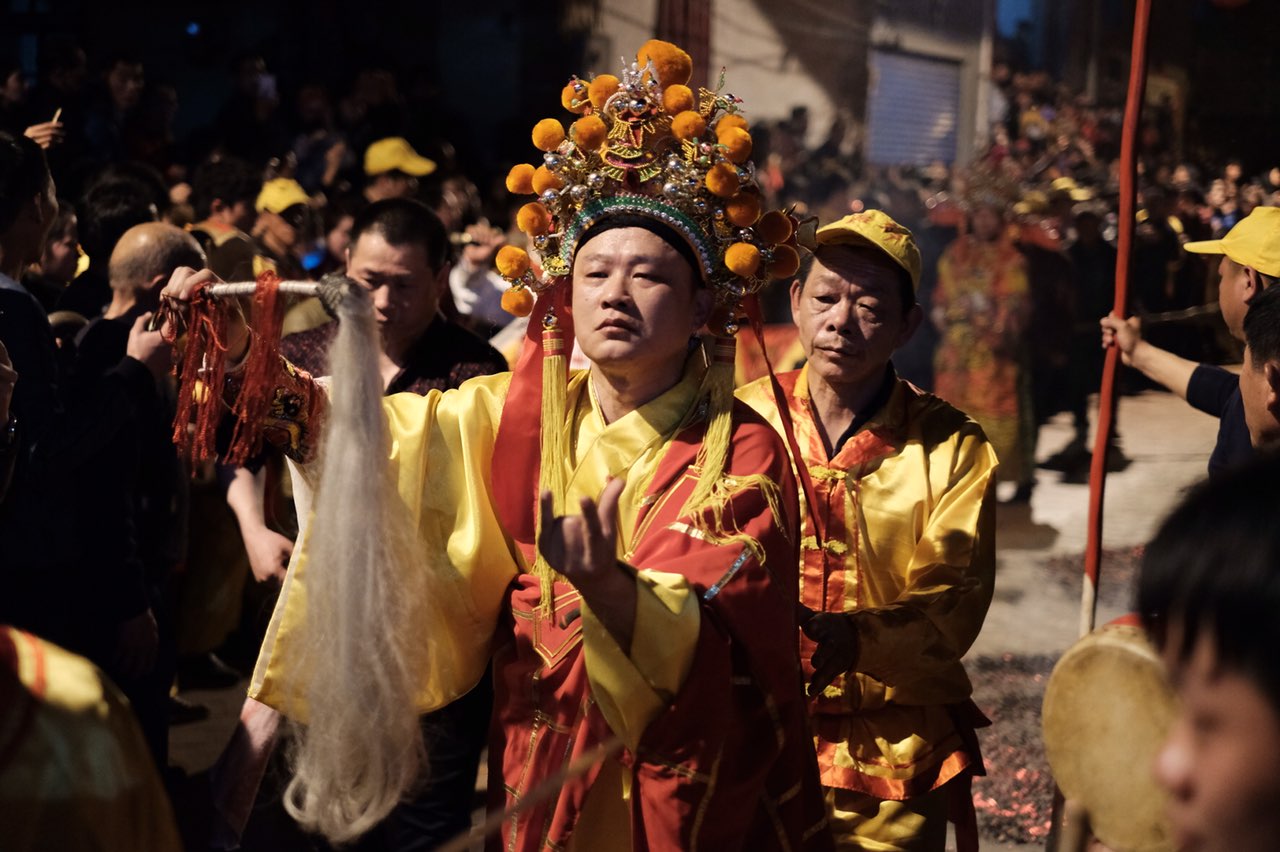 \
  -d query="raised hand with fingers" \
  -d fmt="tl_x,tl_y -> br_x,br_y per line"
537,477 -> 635,651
